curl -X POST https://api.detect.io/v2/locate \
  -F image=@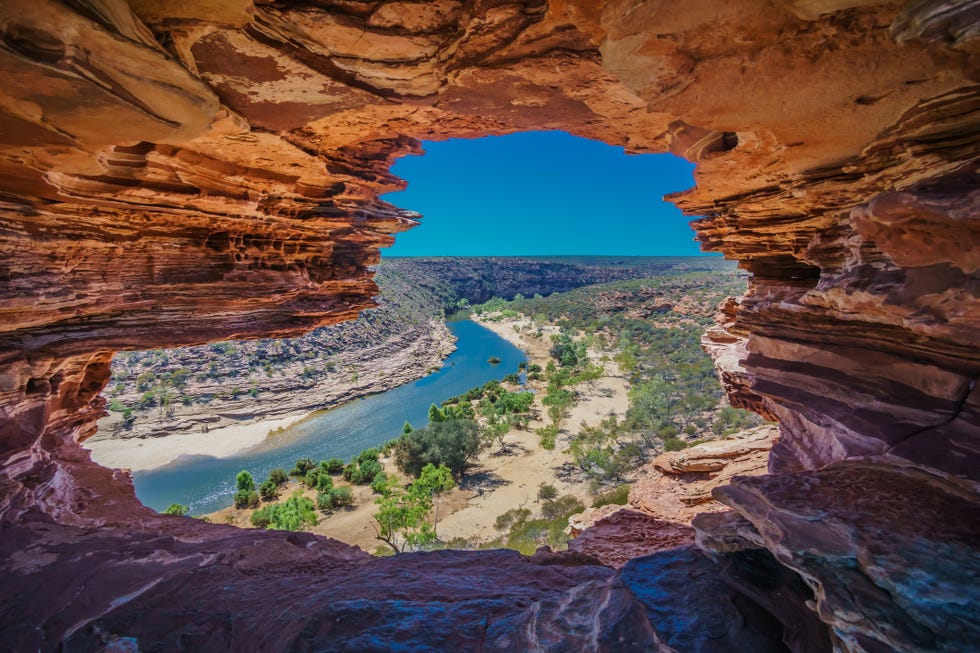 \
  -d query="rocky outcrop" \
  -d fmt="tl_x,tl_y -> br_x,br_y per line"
568,508 -> 696,569
567,427 -> 774,567
0,1 -> 978,651
694,460 -> 980,652
630,426 -> 775,522
0,513 -> 658,652
93,318 -> 453,442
